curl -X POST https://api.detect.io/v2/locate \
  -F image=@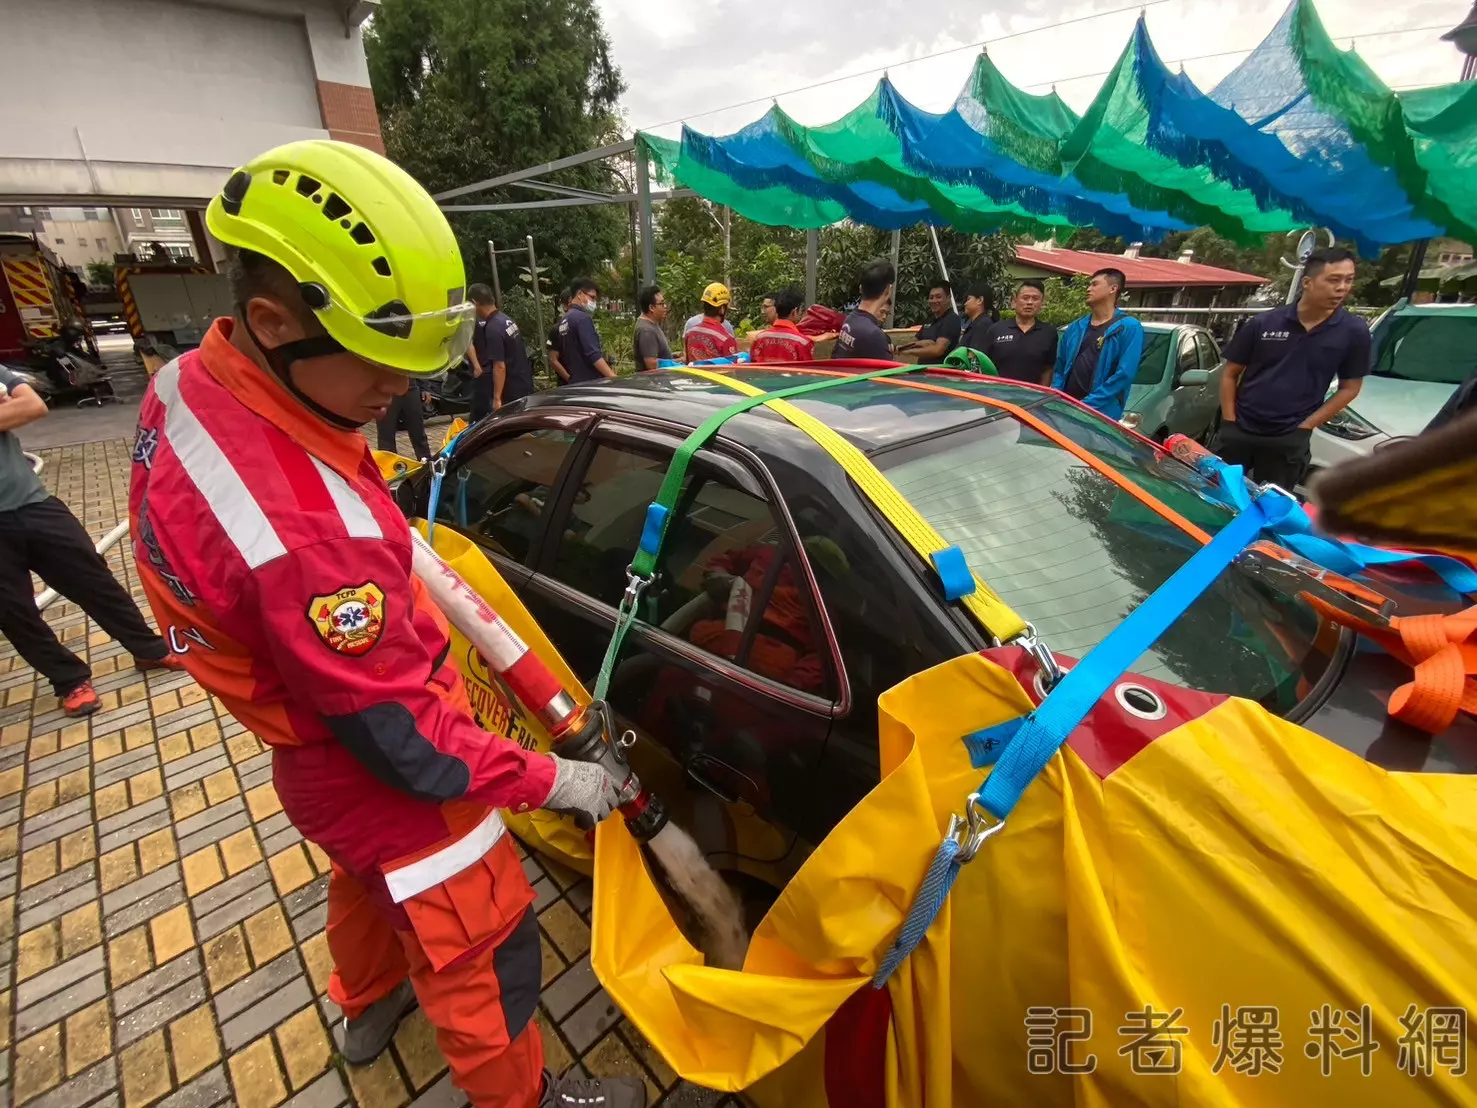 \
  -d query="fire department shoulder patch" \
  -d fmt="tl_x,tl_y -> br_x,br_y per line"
308,583 -> 386,656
